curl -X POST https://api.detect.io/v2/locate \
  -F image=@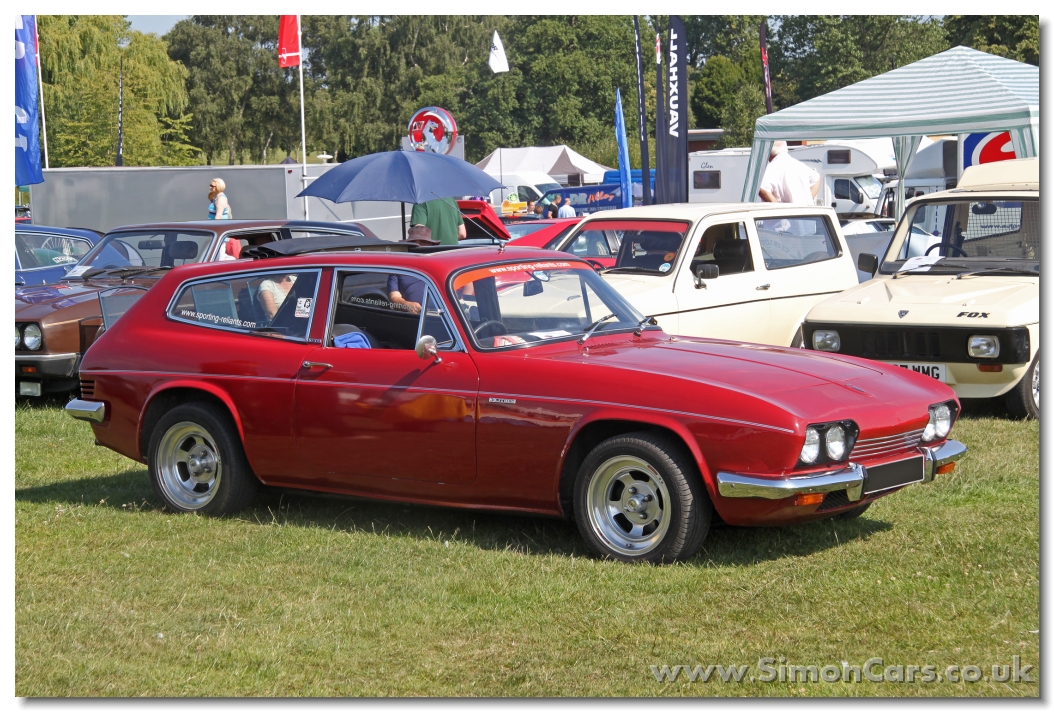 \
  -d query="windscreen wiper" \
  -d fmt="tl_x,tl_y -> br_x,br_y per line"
79,265 -> 170,280
634,315 -> 659,336
602,266 -> 655,275
955,266 -> 1039,279
578,313 -> 618,345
